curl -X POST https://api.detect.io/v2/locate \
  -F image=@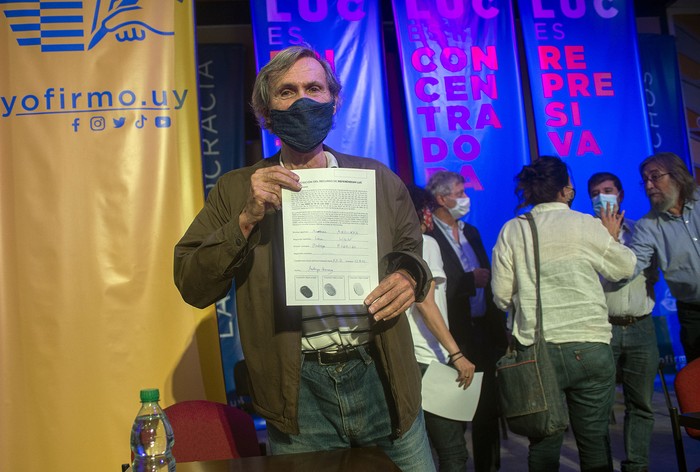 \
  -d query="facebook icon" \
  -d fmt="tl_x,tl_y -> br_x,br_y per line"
72,118 -> 80,132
